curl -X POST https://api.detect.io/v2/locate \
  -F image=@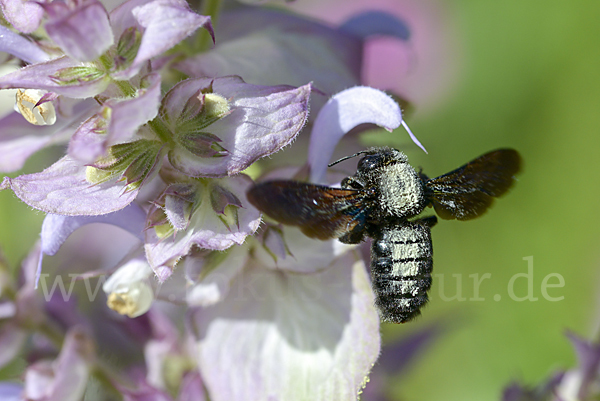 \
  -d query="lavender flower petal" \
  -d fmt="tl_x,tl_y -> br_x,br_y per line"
113,0 -> 213,80
69,73 -> 161,162
108,0 -> 151,38
41,204 -> 145,257
43,0 -> 114,62
176,8 -> 360,95
0,56 -> 110,99
1,156 -> 139,215
165,77 -> 310,177
0,103 -> 94,173
0,26 -> 50,64
178,371 -> 206,401
192,251 -> 380,401
145,175 -> 260,275
339,11 -> 411,41
23,327 -> 94,401
0,382 -> 22,401
308,87 -> 404,183
0,129 -> 56,172
0,0 -> 43,33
